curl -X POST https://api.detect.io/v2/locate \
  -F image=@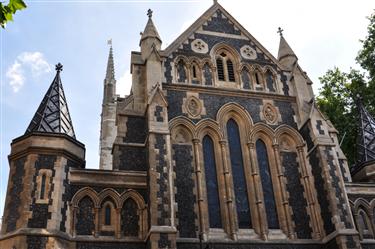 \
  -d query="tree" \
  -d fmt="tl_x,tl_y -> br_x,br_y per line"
0,0 -> 26,28
317,10 -> 375,167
